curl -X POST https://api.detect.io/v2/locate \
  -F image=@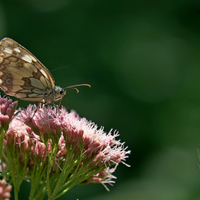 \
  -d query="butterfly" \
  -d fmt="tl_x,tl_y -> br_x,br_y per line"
0,37 -> 91,107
